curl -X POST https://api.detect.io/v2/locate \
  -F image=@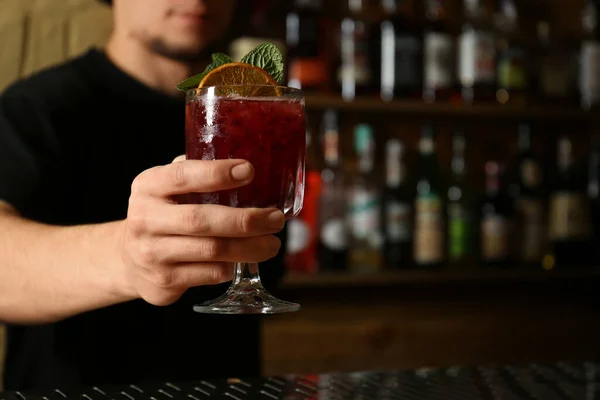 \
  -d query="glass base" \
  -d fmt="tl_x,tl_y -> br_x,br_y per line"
193,278 -> 300,315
